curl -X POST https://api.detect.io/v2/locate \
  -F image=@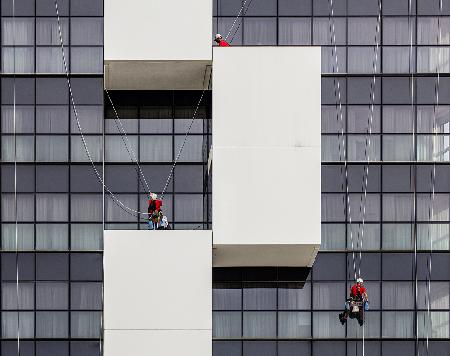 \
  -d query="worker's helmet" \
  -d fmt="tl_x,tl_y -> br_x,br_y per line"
151,193 -> 157,200
215,33 -> 223,40
356,278 -> 364,284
